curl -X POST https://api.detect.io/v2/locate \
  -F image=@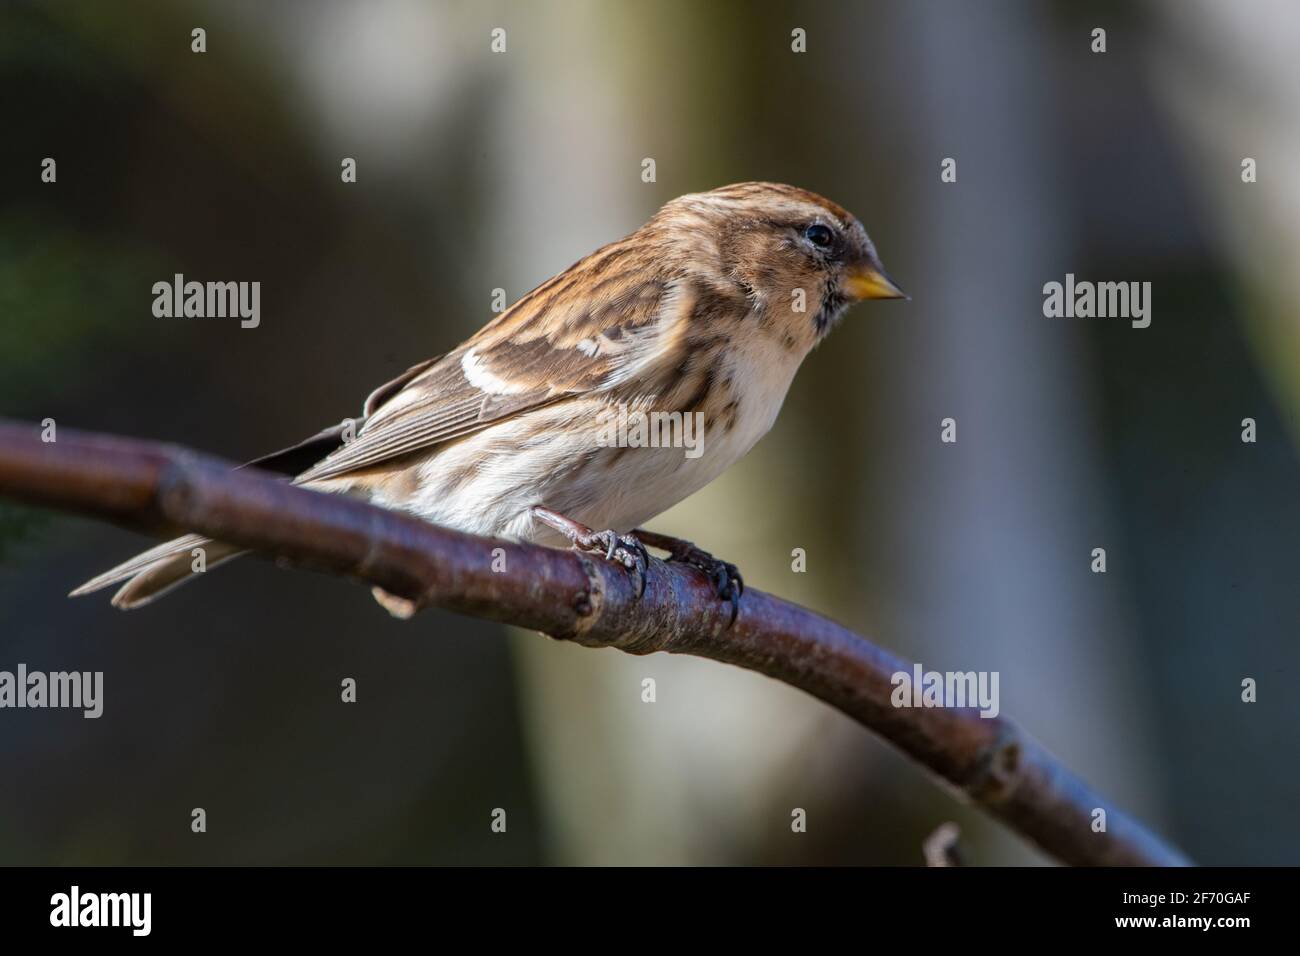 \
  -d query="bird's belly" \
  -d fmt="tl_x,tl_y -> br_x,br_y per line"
365,412 -> 749,545
368,341 -> 799,543
560,439 -> 734,539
